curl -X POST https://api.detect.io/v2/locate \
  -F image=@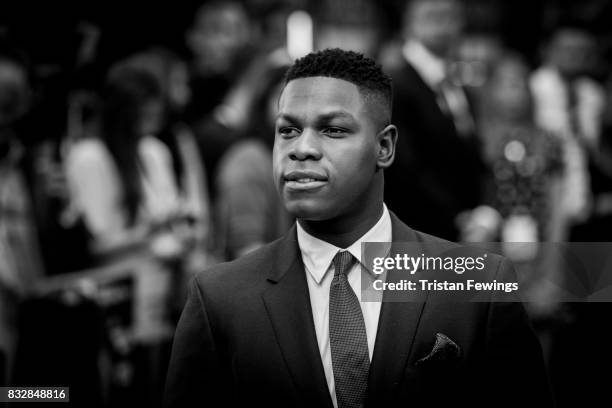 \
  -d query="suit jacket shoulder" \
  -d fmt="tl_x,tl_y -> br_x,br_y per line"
192,233 -> 292,308
395,217 -> 508,277
196,237 -> 279,286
